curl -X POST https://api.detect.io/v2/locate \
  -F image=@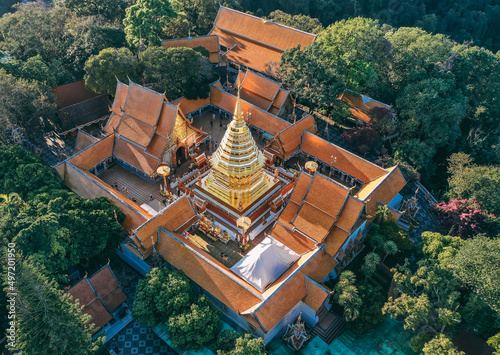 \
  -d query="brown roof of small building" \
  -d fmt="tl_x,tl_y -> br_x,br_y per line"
210,7 -> 315,72
241,71 -> 281,101
89,266 -> 128,312
303,277 -> 330,311
274,116 -> 316,158
156,229 -> 262,313
73,130 -> 99,154
68,133 -> 114,170
113,137 -> 160,176
300,131 -> 387,183
53,80 -> 100,109
116,114 -> 155,148
162,35 -> 220,63
340,90 -> 392,123
123,82 -> 164,126
66,279 -> 113,330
